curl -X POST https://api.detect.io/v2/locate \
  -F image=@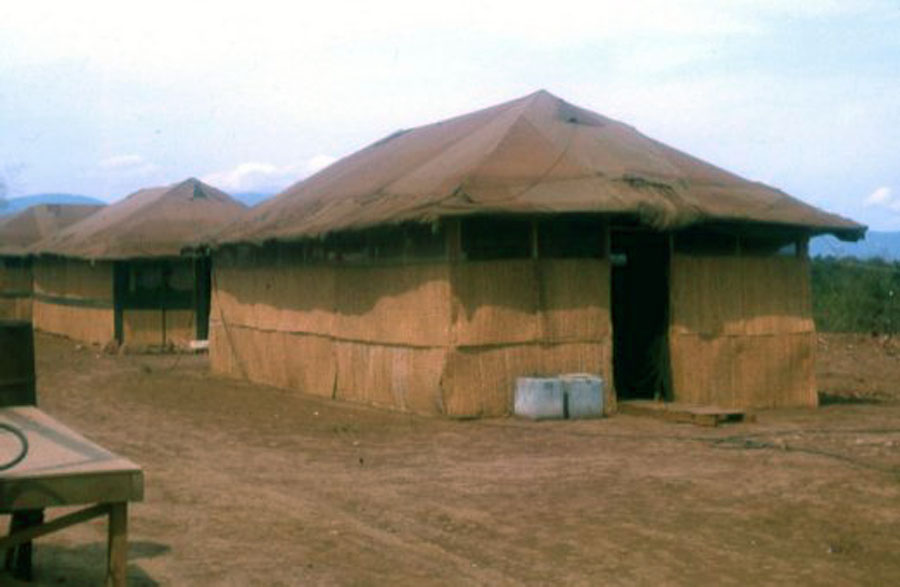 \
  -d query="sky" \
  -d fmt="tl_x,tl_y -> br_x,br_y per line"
1,1 -> 899,228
